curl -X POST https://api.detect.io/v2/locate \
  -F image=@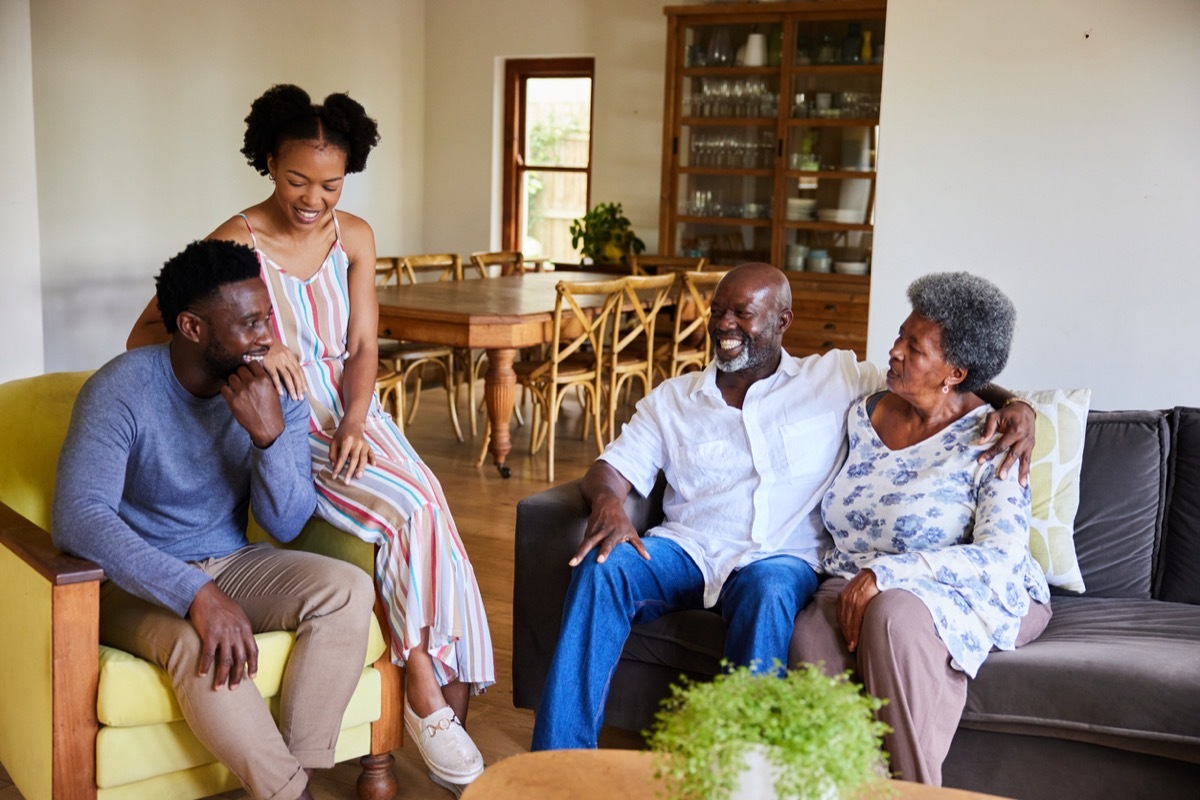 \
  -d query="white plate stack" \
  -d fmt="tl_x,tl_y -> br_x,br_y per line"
816,208 -> 861,224
786,198 -> 816,220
